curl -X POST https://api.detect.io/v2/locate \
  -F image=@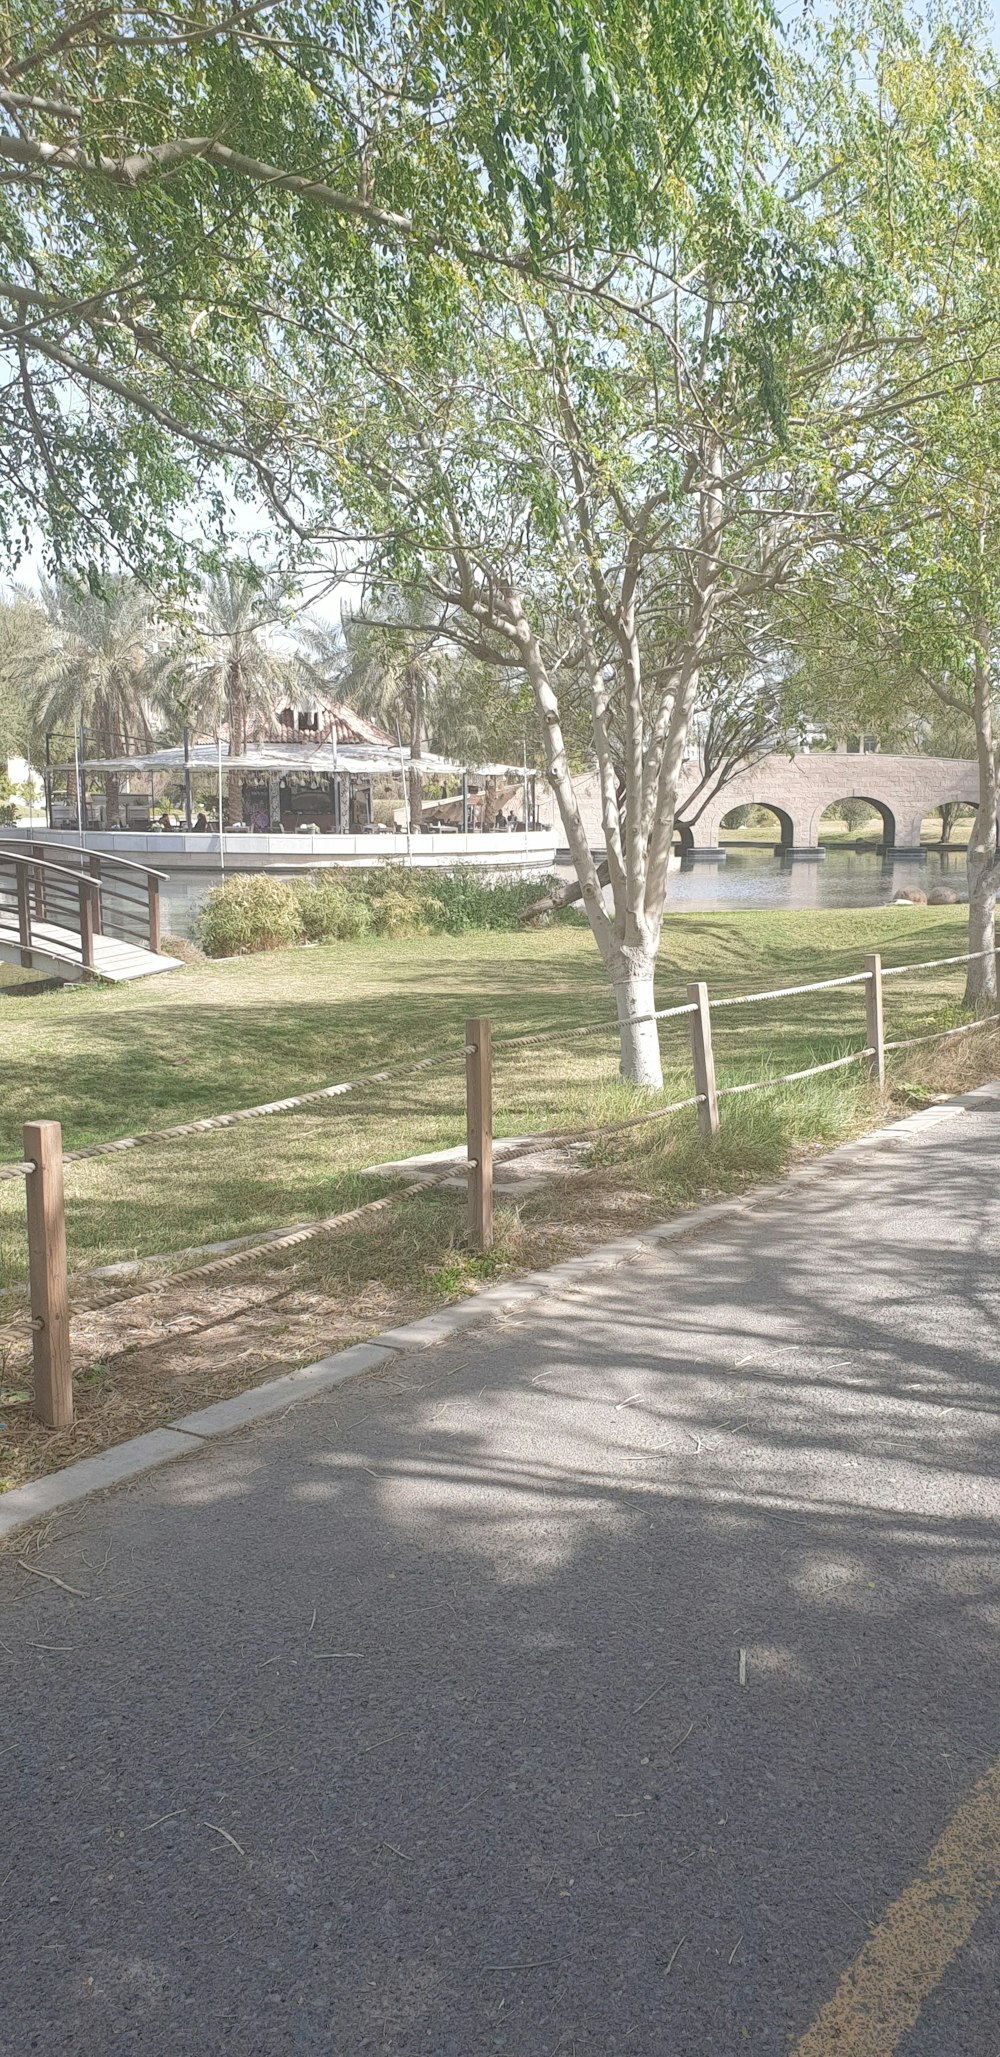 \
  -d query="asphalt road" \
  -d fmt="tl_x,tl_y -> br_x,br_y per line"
2,1096 -> 999,2057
